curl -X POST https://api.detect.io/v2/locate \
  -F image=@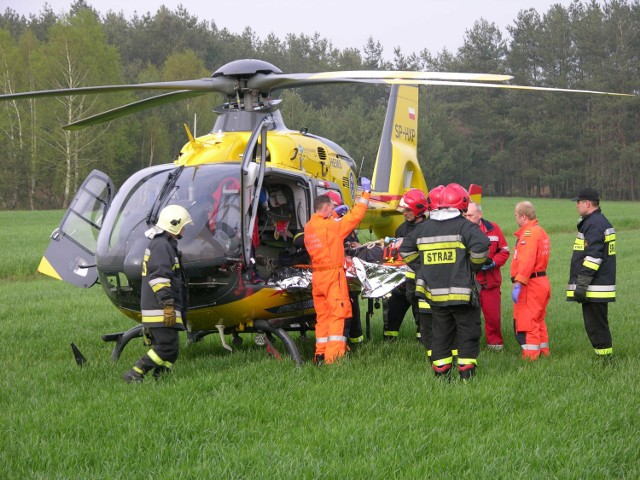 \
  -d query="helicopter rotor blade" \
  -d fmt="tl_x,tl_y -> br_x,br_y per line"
43,77 -> 639,131
397,79 -> 635,97
3,53 -> 632,132
63,90 -> 208,130
0,77 -> 236,101
0,70 -> 513,102
248,71 -> 514,92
